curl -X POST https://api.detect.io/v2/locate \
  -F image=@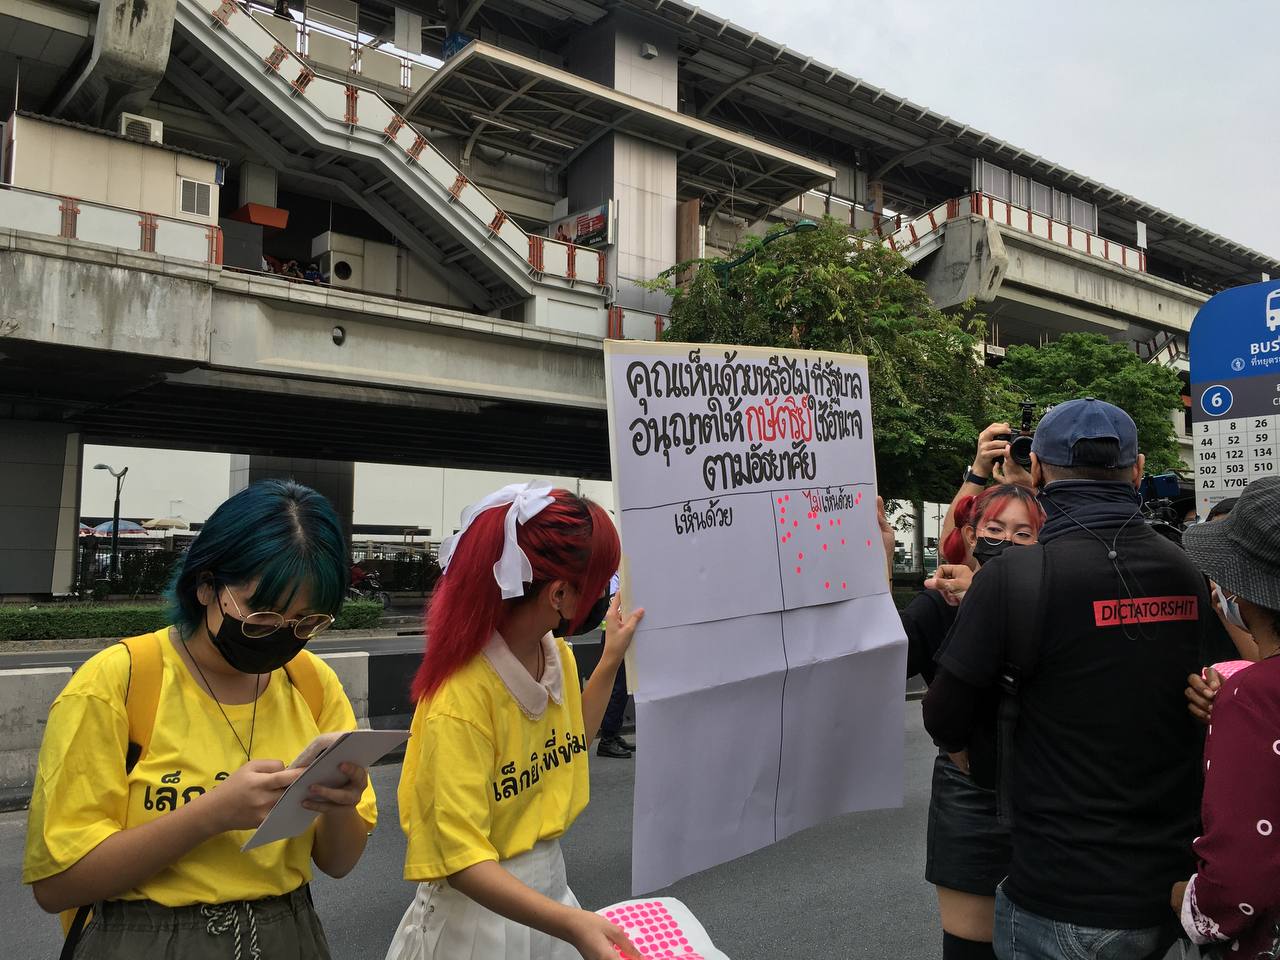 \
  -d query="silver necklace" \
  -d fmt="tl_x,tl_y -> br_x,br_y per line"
182,636 -> 261,762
